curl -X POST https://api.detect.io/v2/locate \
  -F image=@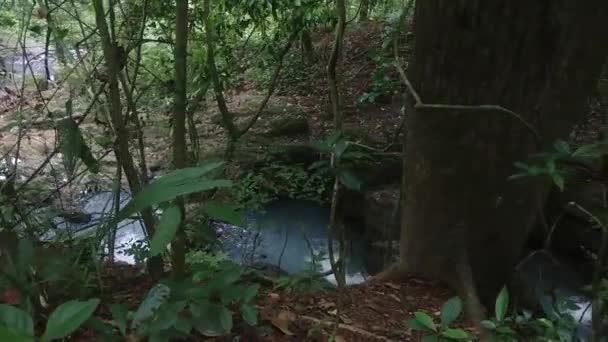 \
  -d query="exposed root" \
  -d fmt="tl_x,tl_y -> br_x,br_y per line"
369,262 -> 406,282
300,315 -> 397,341
455,262 -> 490,340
